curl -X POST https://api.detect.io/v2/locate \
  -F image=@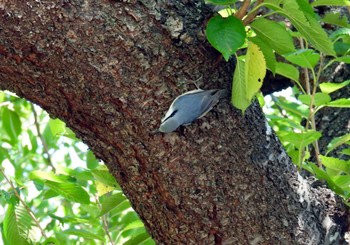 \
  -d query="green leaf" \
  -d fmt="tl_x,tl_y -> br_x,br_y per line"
250,36 -> 276,73
341,148 -> 350,156
320,155 -> 350,174
265,0 -> 335,55
122,220 -> 145,233
326,134 -> 350,155
44,180 -> 90,204
334,56 -> 350,63
231,59 -> 250,112
206,15 -> 246,61
334,41 -> 350,56
250,18 -> 296,55
124,232 -> 155,245
284,49 -> 320,68
61,229 -> 104,241
30,170 -> 67,183
296,0 -> 317,18
49,118 -> 76,139
3,204 -> 33,245
332,175 -> 350,190
49,118 -> 66,137
98,193 -> 126,217
277,100 -> 309,118
91,169 -> 119,188
1,107 -> 22,144
304,162 -> 344,194
245,42 -> 266,101
326,98 -> 350,108
42,123 -> 58,150
279,130 -> 322,149
110,199 -> 132,216
205,0 -> 237,4
322,12 -> 349,28
266,115 -> 304,130
42,237 -> 61,245
330,28 -> 350,41
275,62 -> 300,82
311,0 -> 350,6
86,151 -> 99,170
298,93 -> 331,106
320,80 -> 350,94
